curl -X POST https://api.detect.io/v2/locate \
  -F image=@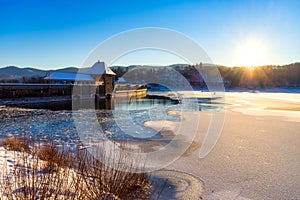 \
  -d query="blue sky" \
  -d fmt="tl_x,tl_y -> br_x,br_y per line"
1,0 -> 299,69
